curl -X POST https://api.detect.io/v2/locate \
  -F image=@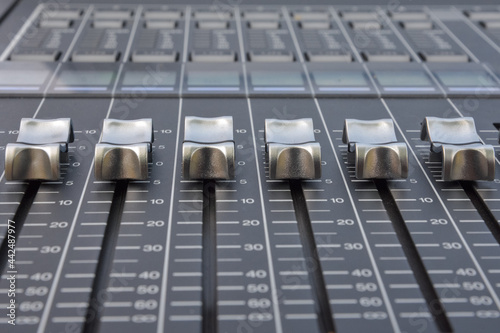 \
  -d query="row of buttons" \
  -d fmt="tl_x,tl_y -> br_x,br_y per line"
34,18 -> 434,32
36,12 -> 433,32
5,116 -> 495,183
9,48 -> 471,63
41,8 -> 500,23
38,8 -> 436,21
34,20 -> 312,31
